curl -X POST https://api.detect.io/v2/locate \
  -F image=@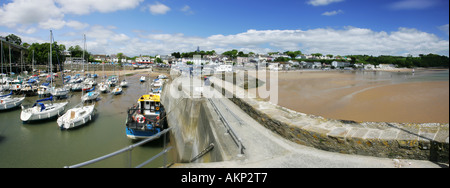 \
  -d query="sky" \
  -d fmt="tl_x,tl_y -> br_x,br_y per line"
0,0 -> 449,57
